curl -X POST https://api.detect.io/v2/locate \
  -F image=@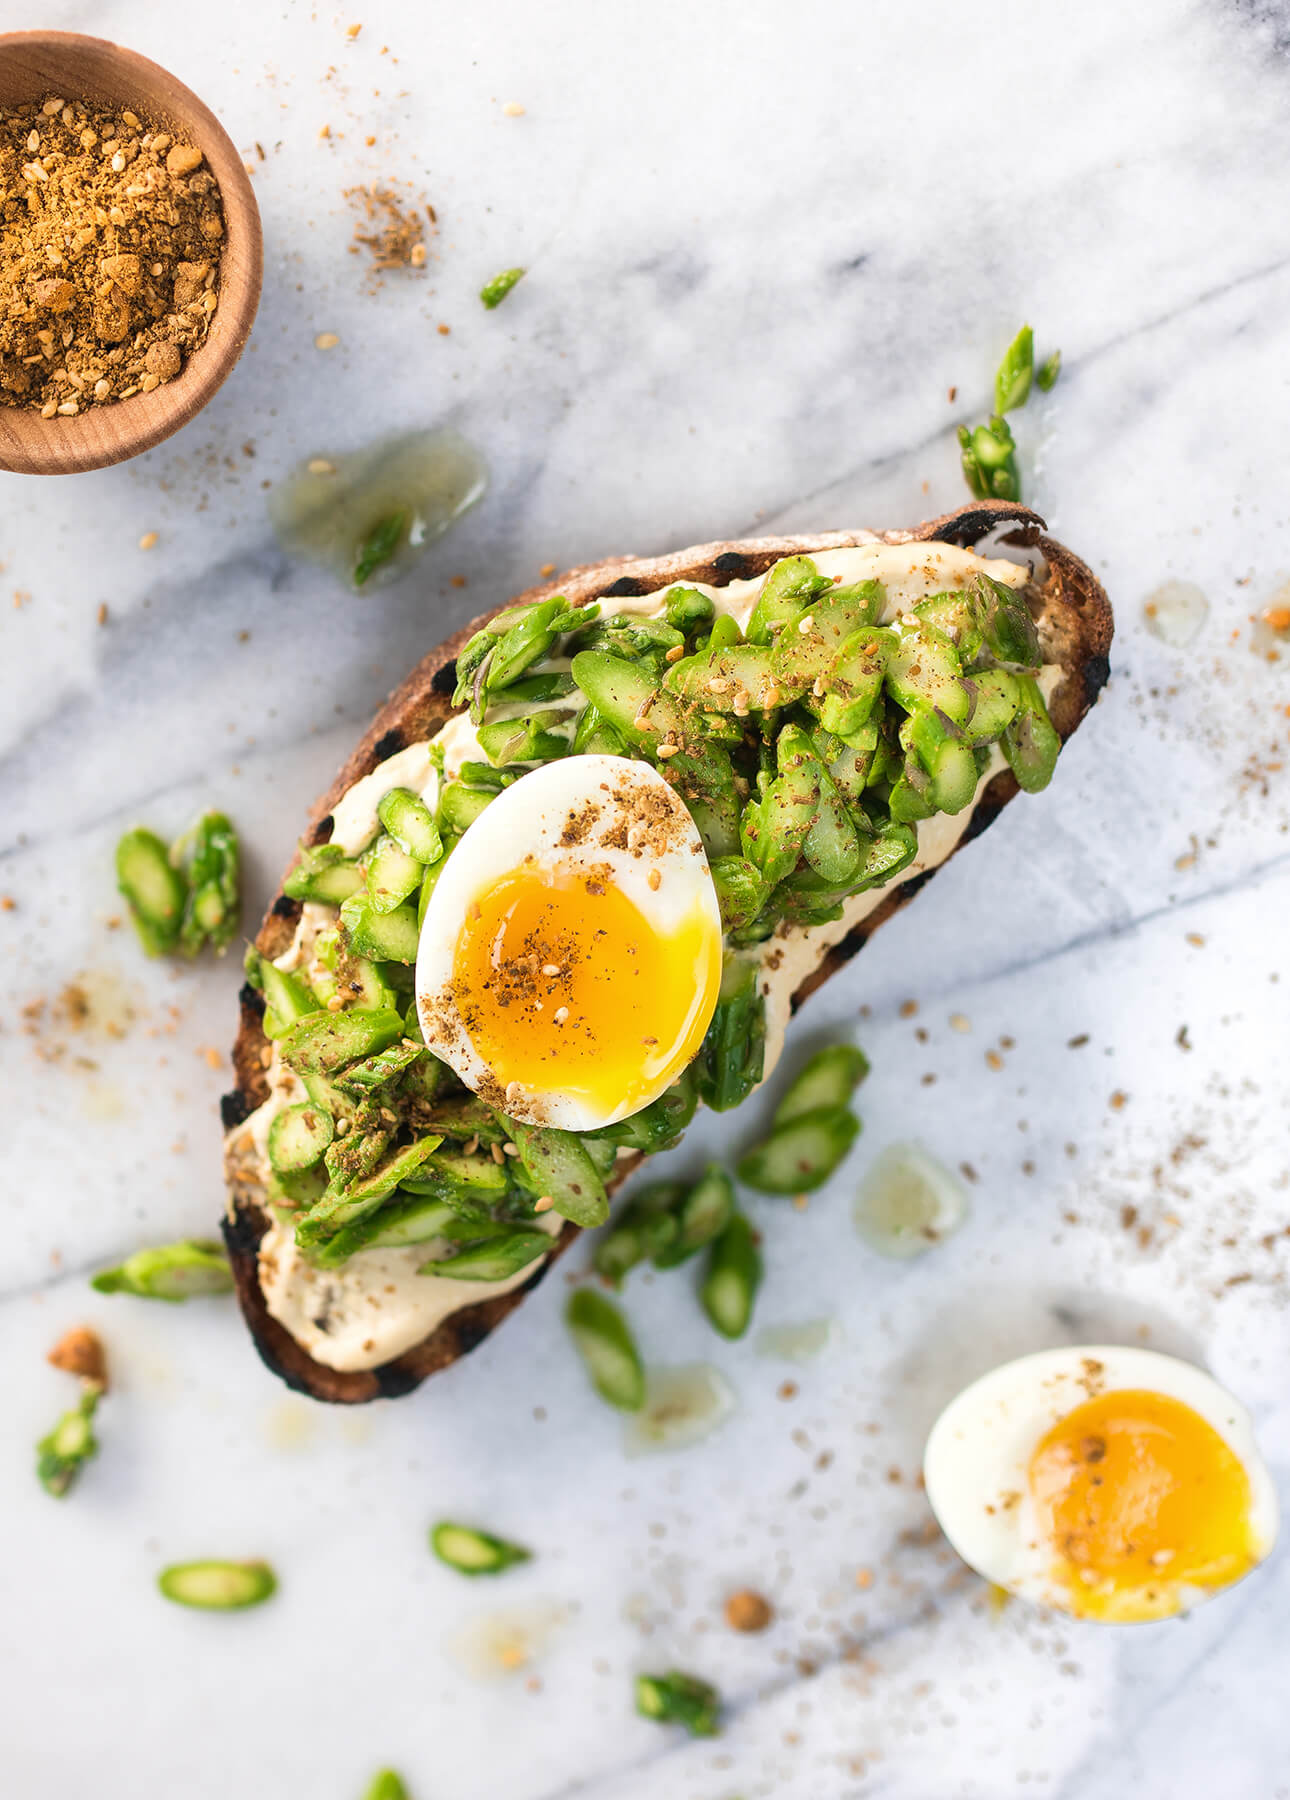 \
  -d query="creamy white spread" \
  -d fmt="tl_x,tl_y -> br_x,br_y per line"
231,539 -> 1058,1371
